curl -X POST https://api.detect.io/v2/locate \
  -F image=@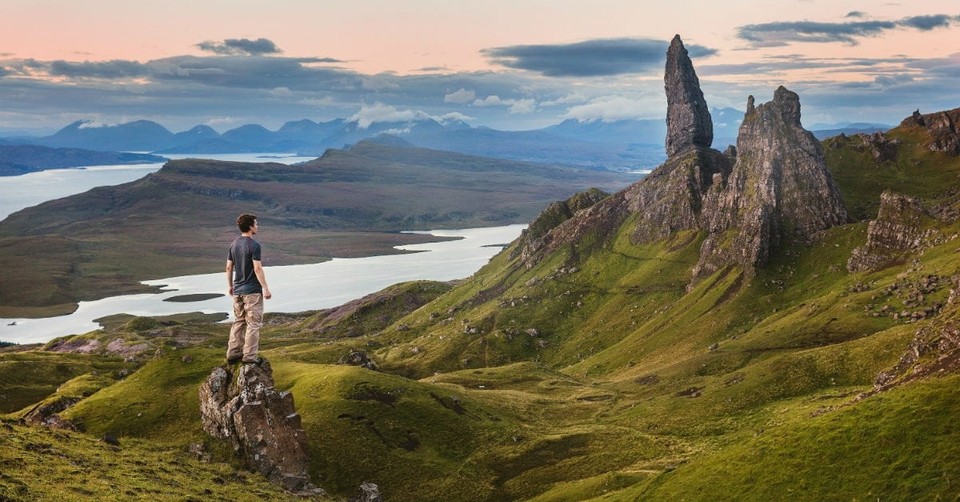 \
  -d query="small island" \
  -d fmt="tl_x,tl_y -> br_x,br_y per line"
163,293 -> 225,303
